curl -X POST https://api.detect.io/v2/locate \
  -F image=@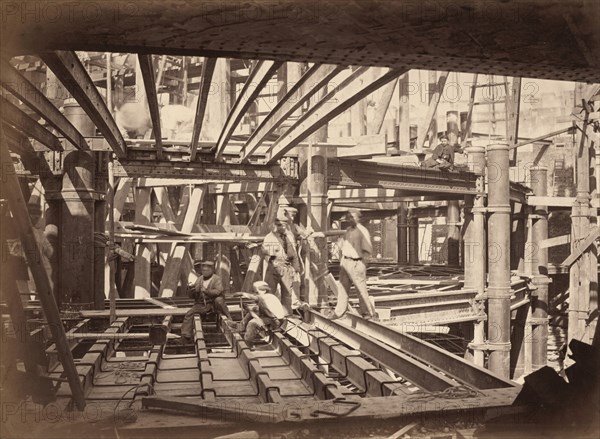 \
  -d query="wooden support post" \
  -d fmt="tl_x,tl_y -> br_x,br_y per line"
447,200 -> 460,266
94,188 -> 106,309
0,143 -> 86,409
446,110 -> 460,145
427,71 -> 438,146
107,155 -> 117,323
397,202 -> 408,265
216,194 -> 232,294
134,187 -> 152,298
511,202 -> 527,273
568,96 -> 597,346
398,72 -> 410,151
159,187 -> 204,297
530,166 -> 549,371
486,142 -> 511,378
